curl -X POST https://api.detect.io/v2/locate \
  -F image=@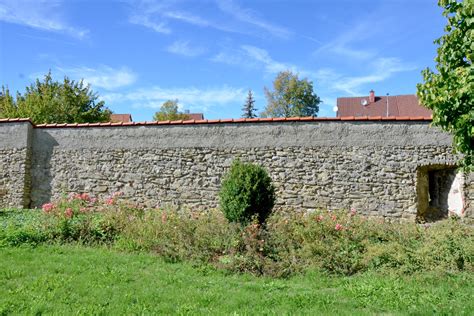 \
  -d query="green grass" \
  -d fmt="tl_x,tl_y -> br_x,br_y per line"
1,244 -> 473,315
